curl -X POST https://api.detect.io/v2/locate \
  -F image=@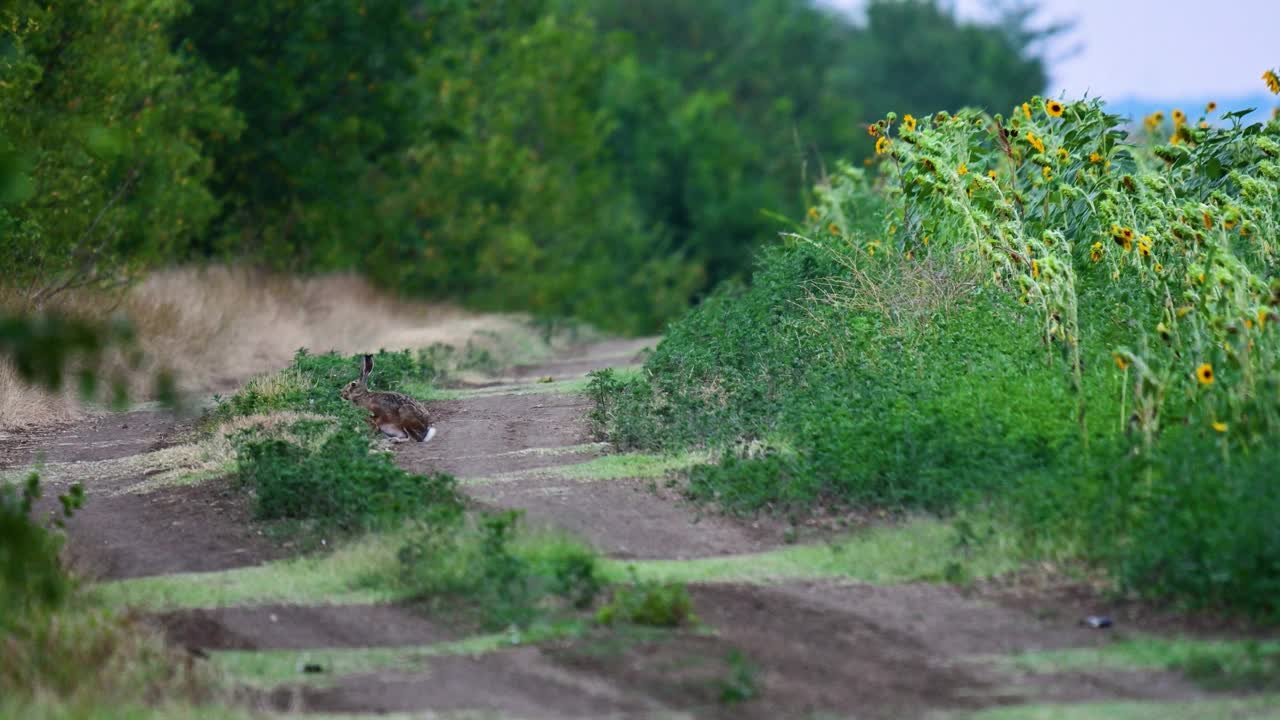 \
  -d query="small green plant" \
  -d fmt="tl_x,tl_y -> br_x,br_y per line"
718,649 -> 759,705
594,571 -> 697,628
397,510 -> 602,629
